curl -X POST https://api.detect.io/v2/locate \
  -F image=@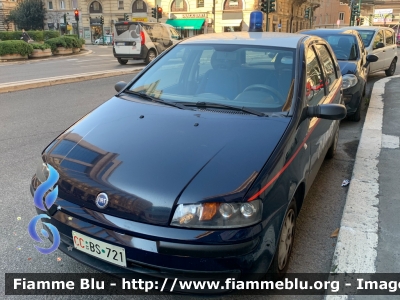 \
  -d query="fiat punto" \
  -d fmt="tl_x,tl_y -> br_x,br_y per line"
31,32 -> 347,285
